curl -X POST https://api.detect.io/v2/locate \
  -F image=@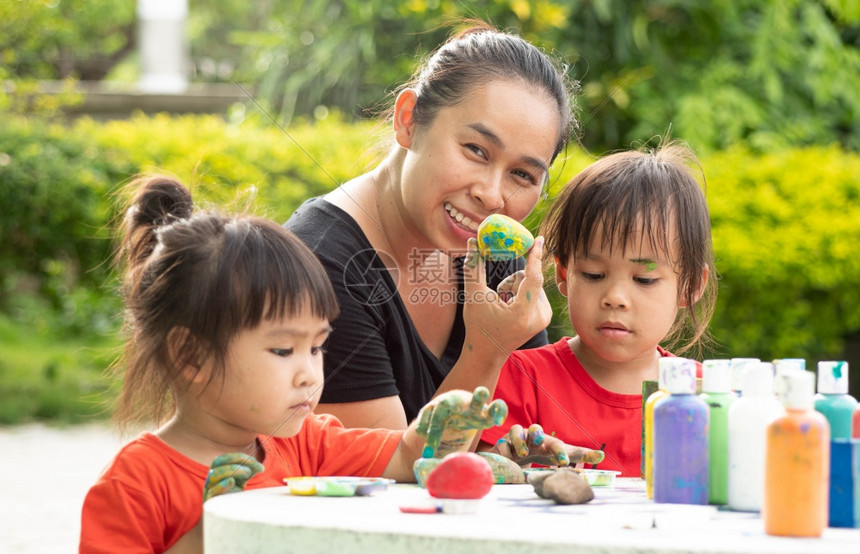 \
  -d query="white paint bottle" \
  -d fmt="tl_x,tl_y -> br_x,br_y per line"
727,361 -> 784,512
